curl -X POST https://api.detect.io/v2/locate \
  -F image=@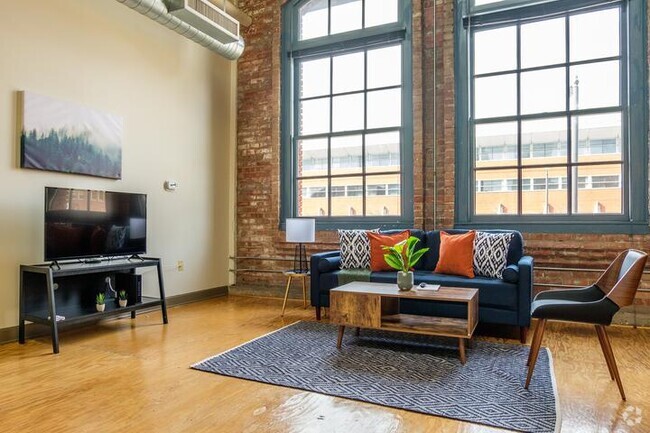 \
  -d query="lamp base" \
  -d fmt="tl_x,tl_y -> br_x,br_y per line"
293,244 -> 309,274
